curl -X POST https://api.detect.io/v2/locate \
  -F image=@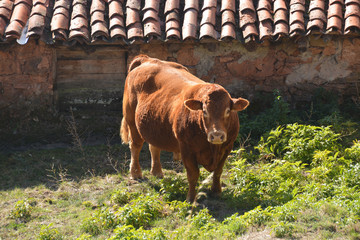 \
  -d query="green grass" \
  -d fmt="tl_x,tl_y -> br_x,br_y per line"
1,89 -> 360,239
